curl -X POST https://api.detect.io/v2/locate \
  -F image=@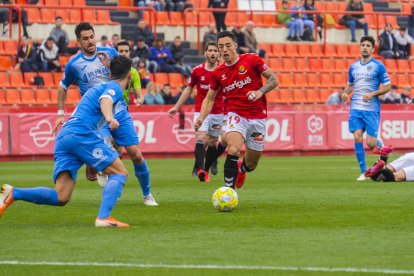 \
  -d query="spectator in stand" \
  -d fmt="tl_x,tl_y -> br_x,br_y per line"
97,35 -> 112,48
138,59 -> 150,88
208,0 -> 228,33
168,36 -> 192,77
174,84 -> 195,105
111,34 -> 120,48
49,16 -> 70,55
203,23 -> 217,49
379,23 -> 400,59
231,24 -> 250,54
400,85 -> 412,104
394,26 -> 414,59
150,38 -> 176,73
304,0 -> 322,39
136,0 -> 165,19
291,0 -> 315,41
0,0 -> 29,37
15,35 -> 37,72
243,21 -> 265,58
37,37 -> 61,72
339,0 -> 368,43
0,4 -> 9,36
383,84 -> 401,104
132,38 -> 158,73
160,83 -> 176,104
134,20 -> 154,46
278,0 -> 300,41
325,87 -> 346,105
144,82 -> 165,105
165,0 -> 193,12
